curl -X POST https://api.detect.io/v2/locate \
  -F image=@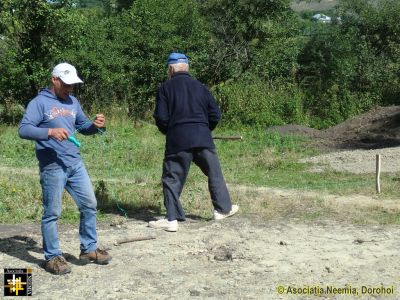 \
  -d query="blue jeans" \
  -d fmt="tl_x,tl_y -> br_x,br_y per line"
40,161 -> 97,260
